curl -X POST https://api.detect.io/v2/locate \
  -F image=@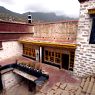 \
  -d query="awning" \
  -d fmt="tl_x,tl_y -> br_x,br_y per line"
19,40 -> 77,49
88,8 -> 95,15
